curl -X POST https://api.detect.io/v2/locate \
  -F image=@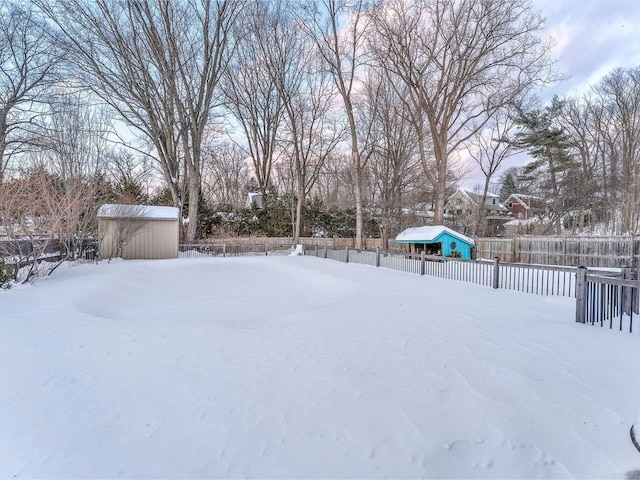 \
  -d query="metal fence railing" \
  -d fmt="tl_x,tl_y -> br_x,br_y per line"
179,243 -> 292,258
303,245 -> 592,297
576,267 -> 639,333
305,245 -> 640,334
